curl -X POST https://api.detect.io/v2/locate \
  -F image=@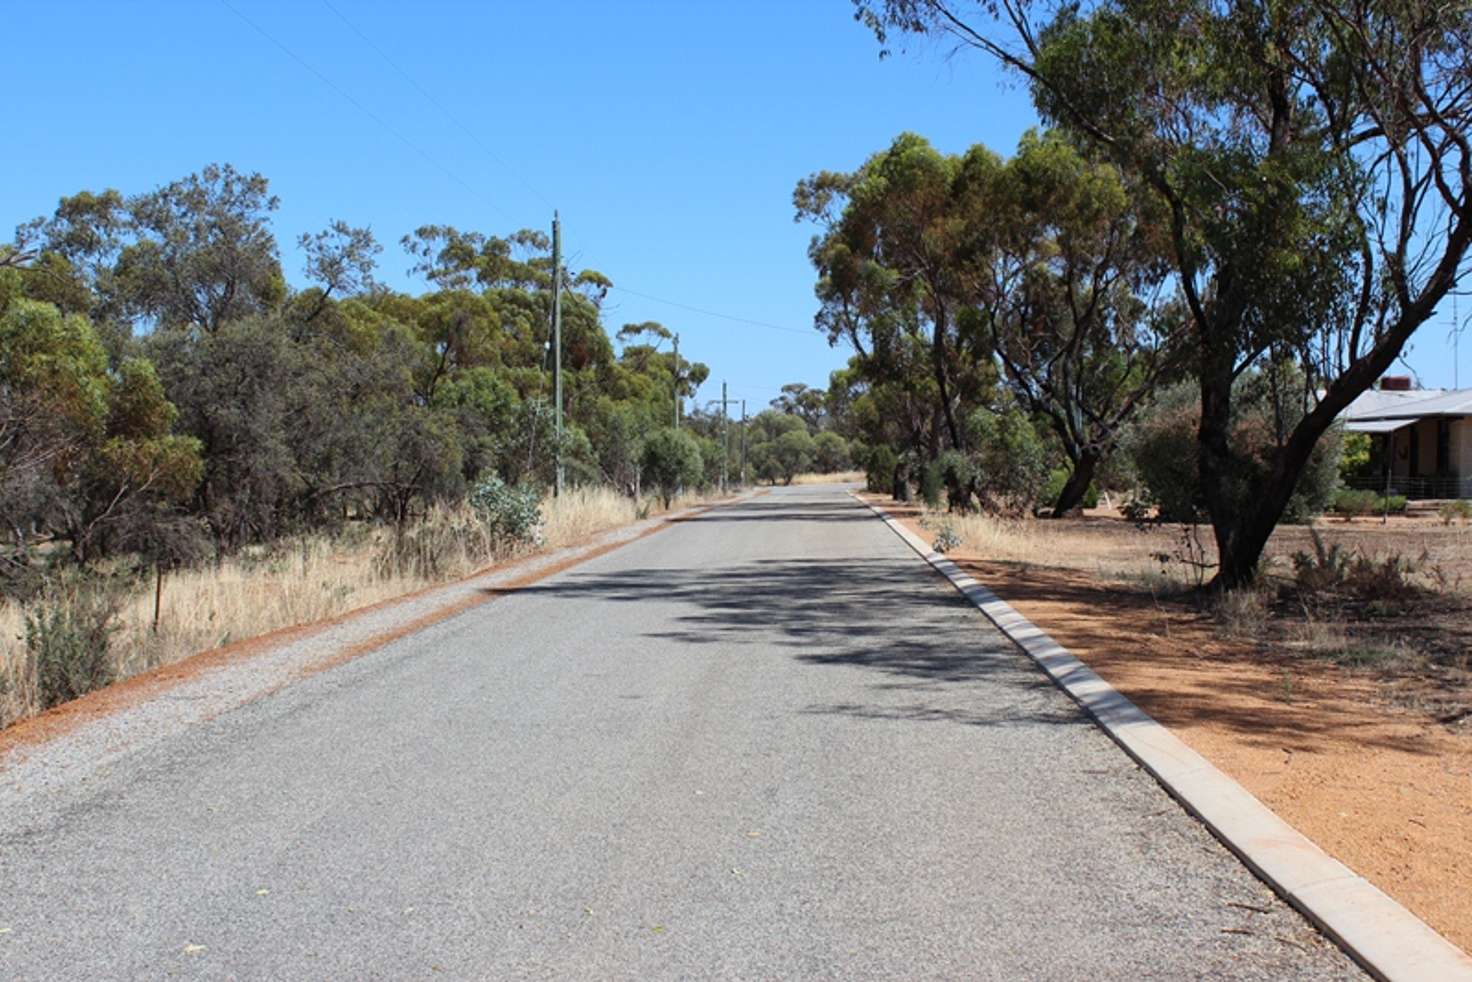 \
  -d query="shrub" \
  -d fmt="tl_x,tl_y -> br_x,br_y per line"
469,474 -> 544,548
1332,491 -> 1407,518
919,458 -> 943,508
1124,378 -> 1342,522
641,428 -> 704,506
1290,528 -> 1425,611
1439,500 -> 1472,525
865,445 -> 897,494
23,582 -> 120,711
966,404 -> 1051,517
1331,488 -> 1379,519
932,522 -> 962,553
